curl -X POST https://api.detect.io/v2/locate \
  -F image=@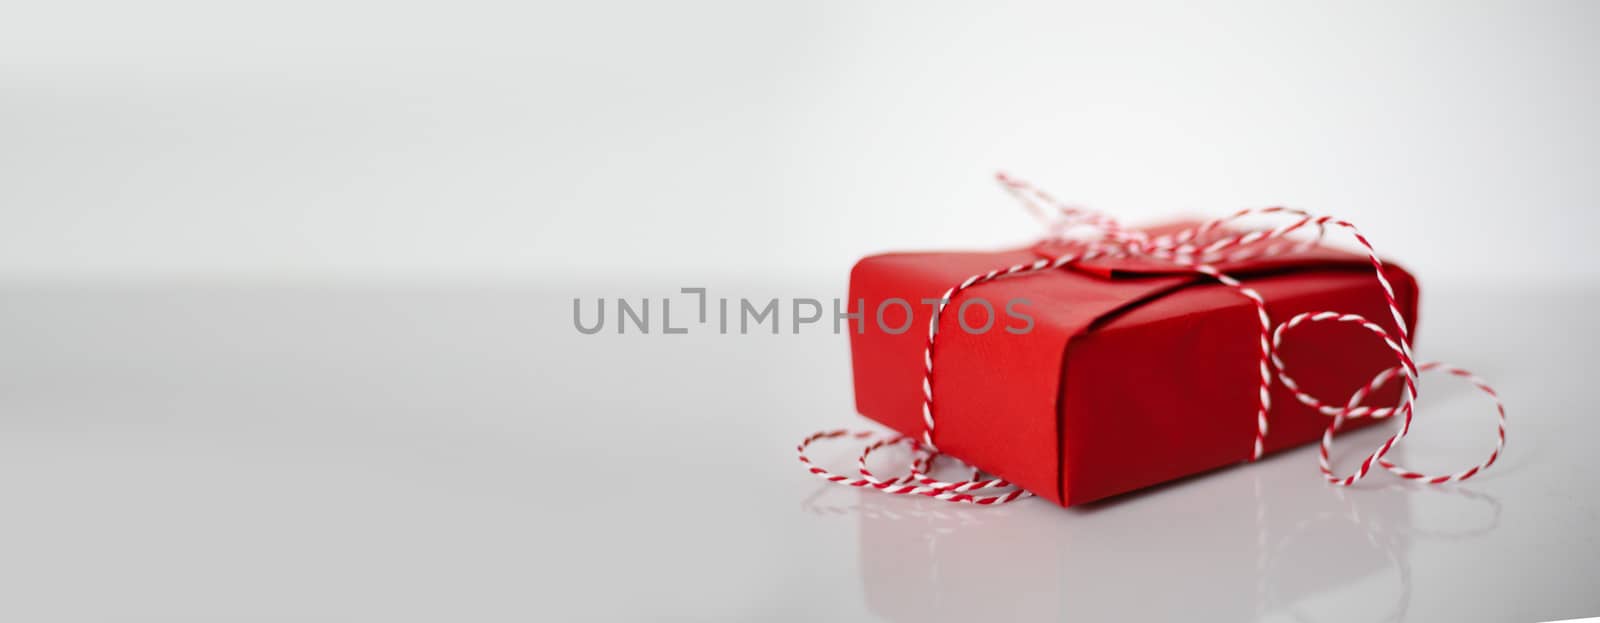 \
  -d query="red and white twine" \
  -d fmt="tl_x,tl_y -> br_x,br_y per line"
797,174 -> 1507,505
